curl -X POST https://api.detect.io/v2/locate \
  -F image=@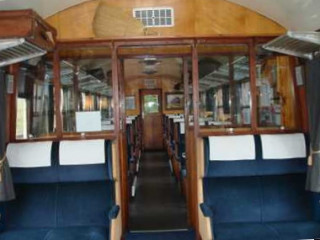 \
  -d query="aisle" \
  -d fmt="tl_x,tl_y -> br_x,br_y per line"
125,230 -> 195,240
128,151 -> 188,231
